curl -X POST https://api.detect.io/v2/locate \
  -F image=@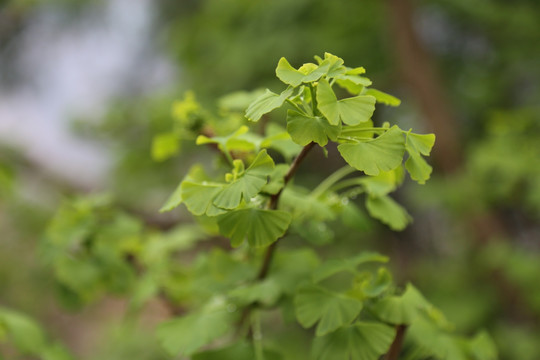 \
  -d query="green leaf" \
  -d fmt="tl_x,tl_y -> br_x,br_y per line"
364,88 -> 401,107
196,125 -> 251,155
405,151 -> 432,185
338,126 -> 405,176
354,267 -> 393,298
317,79 -> 376,126
312,322 -> 396,360
313,252 -> 389,283
261,123 -> 302,161
261,163 -> 289,195
0,308 -> 47,354
245,87 -> 293,122
365,194 -> 411,231
276,54 -> 345,87
468,331 -> 498,360
275,57 -> 312,87
151,132 -> 180,162
229,278 -> 282,306
213,150 -> 274,209
286,110 -> 341,146
157,299 -> 236,357
159,181 -> 183,212
180,181 -> 226,216
404,132 -> 435,184
406,132 -> 435,156
217,208 -> 292,247
359,168 -> 403,196
295,285 -> 363,336
371,284 -> 428,325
